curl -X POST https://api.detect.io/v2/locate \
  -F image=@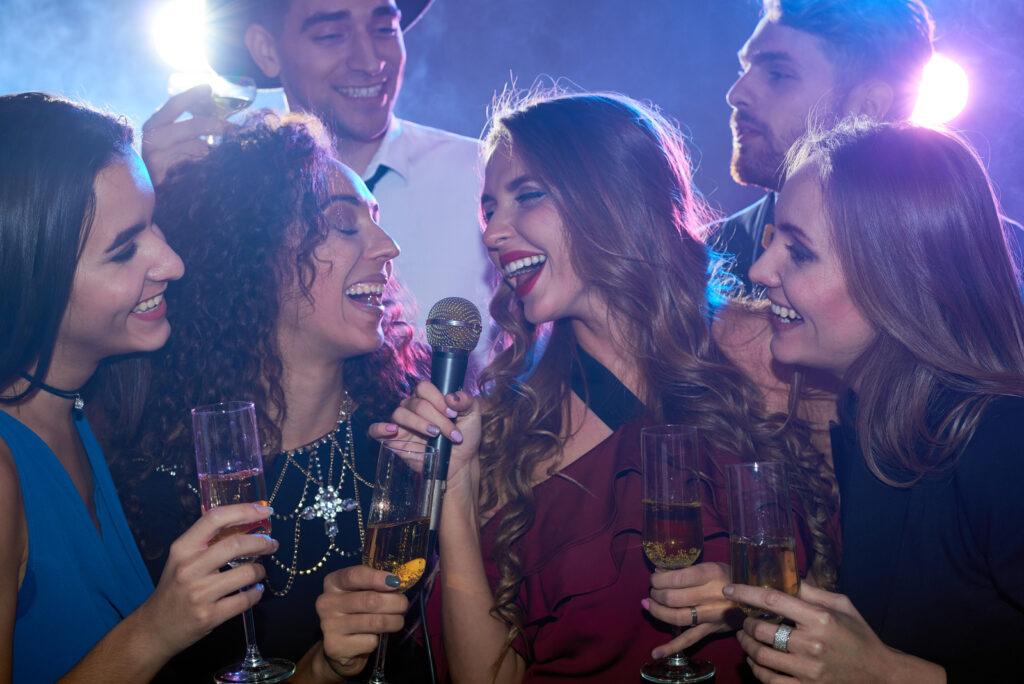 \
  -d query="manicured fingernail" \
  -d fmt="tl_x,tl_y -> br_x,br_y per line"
641,598 -> 650,611
722,585 -> 734,596
426,424 -> 441,436
384,423 -> 398,433
451,429 -> 463,443
385,574 -> 401,588
255,504 -> 273,514
652,650 -> 664,659
445,407 -> 458,418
